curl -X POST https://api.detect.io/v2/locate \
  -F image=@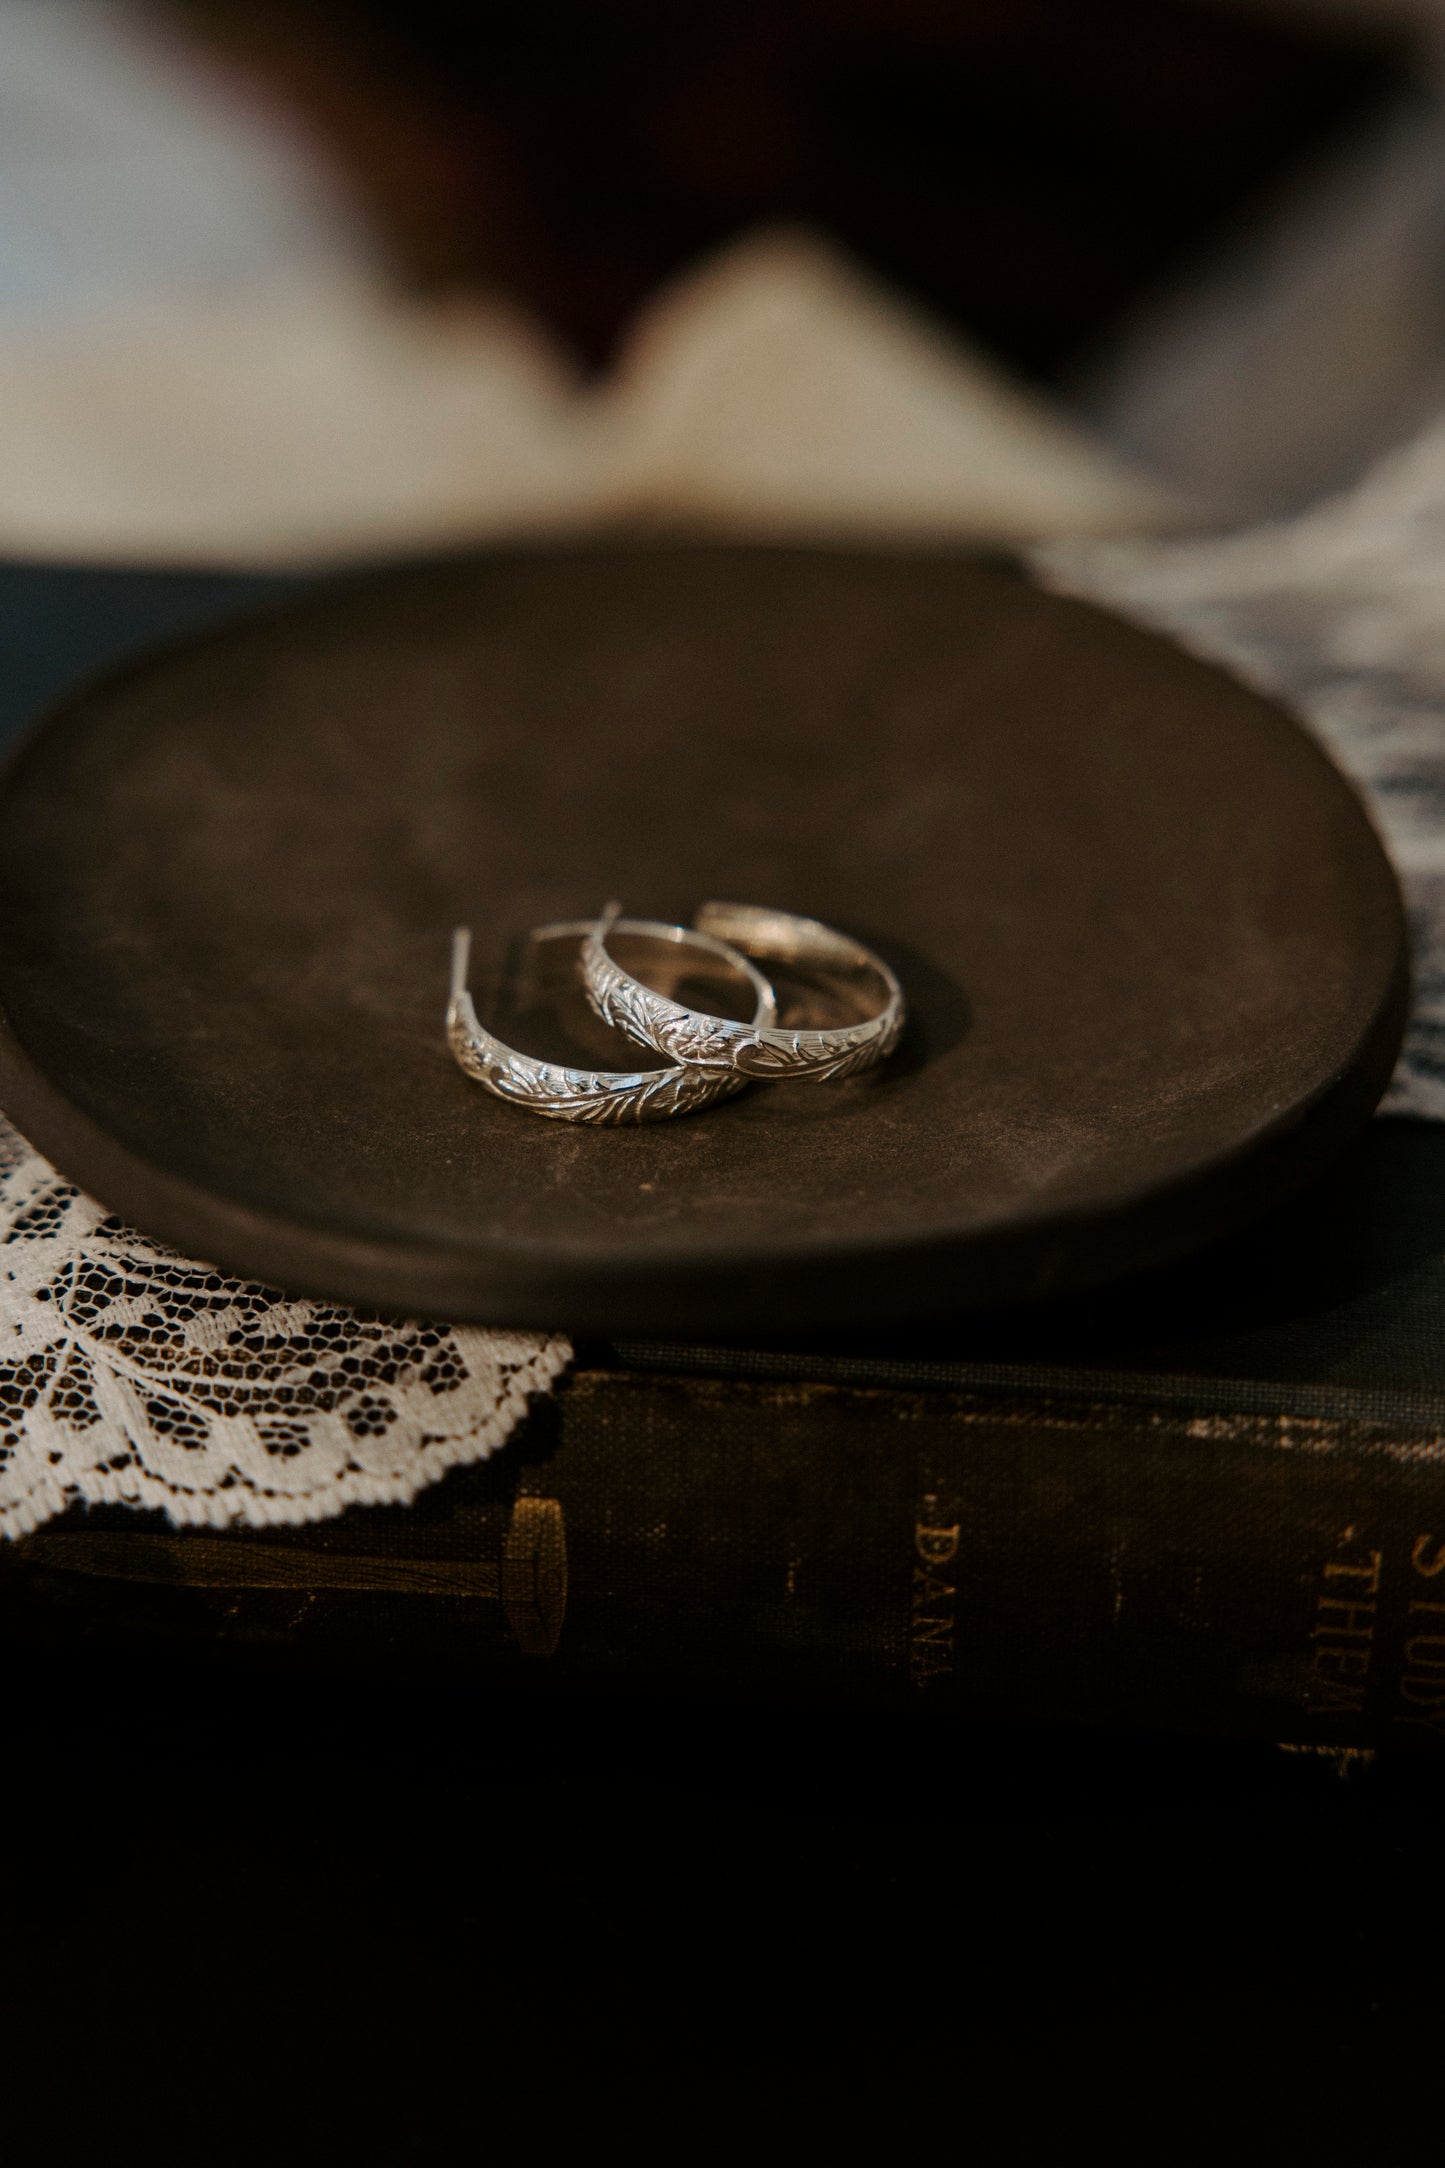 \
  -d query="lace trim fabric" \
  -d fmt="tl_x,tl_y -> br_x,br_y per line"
1037,414 -> 1445,1120
0,1117 -> 570,1540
